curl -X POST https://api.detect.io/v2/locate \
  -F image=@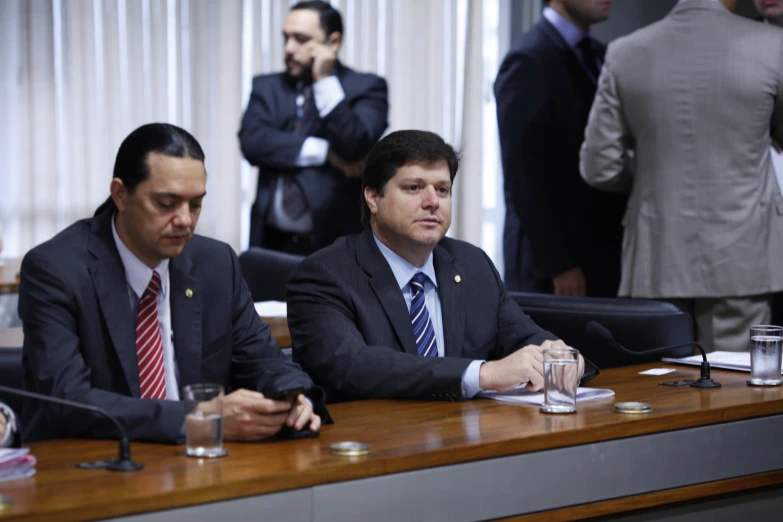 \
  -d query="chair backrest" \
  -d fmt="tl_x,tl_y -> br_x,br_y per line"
238,247 -> 305,302
0,348 -> 23,415
510,292 -> 695,369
